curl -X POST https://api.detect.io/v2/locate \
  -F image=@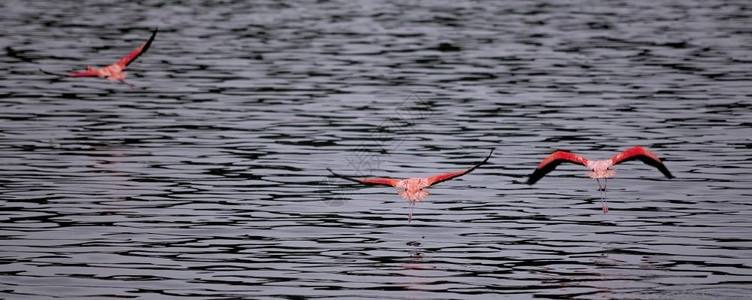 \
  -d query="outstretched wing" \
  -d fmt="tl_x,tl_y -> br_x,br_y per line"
115,28 -> 158,68
426,148 -> 494,186
68,69 -> 103,77
527,150 -> 589,185
40,68 -> 100,77
611,146 -> 674,179
326,168 -> 400,187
